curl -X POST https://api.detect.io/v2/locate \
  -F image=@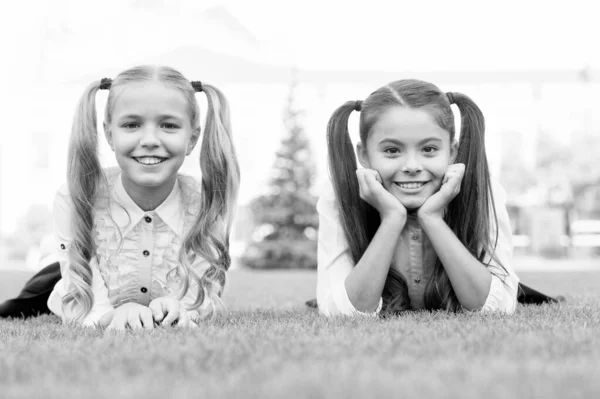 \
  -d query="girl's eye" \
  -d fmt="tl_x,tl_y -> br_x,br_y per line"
423,146 -> 437,154
122,122 -> 139,129
161,123 -> 180,130
384,148 -> 400,155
